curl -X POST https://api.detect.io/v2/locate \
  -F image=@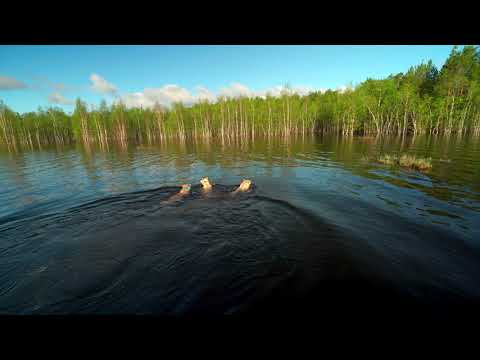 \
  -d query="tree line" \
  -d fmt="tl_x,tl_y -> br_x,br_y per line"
1,45 -> 479,151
